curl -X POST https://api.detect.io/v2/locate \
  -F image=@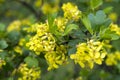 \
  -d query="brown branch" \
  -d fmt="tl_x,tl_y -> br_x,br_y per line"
14,0 -> 43,20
